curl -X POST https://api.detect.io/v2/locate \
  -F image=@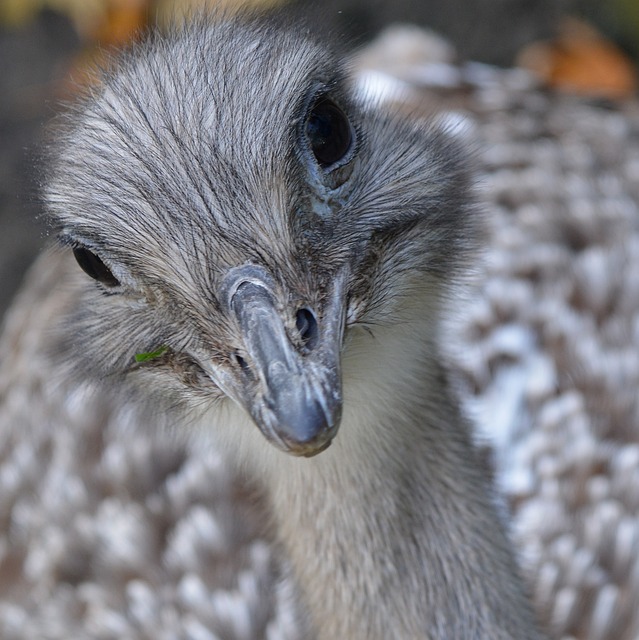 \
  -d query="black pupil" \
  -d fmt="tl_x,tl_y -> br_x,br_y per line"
305,98 -> 352,168
72,247 -> 119,287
